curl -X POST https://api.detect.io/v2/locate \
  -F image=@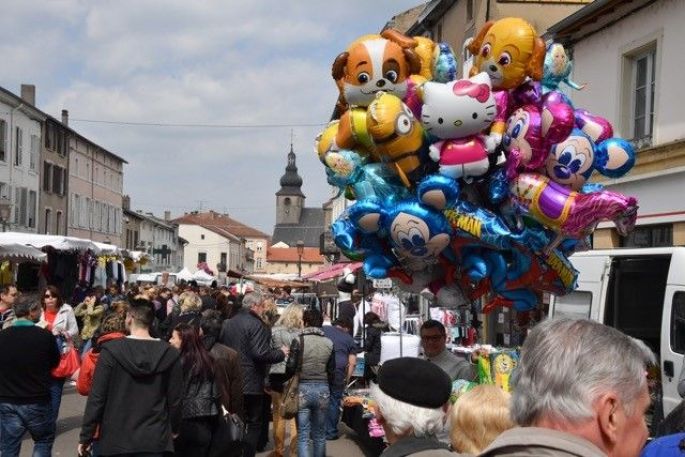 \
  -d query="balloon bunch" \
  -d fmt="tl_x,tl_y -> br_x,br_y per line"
316,19 -> 638,313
